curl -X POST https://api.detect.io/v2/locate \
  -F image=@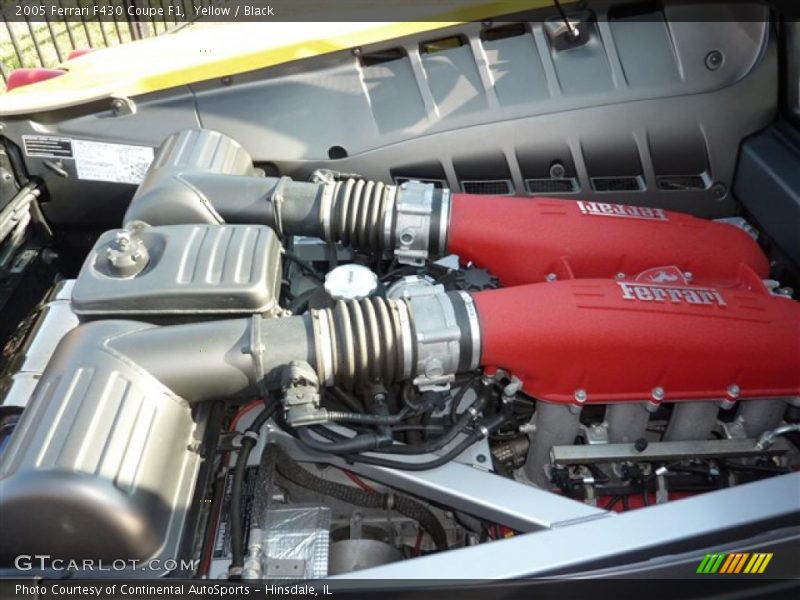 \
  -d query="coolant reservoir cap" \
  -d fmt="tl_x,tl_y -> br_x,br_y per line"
324,264 -> 378,301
